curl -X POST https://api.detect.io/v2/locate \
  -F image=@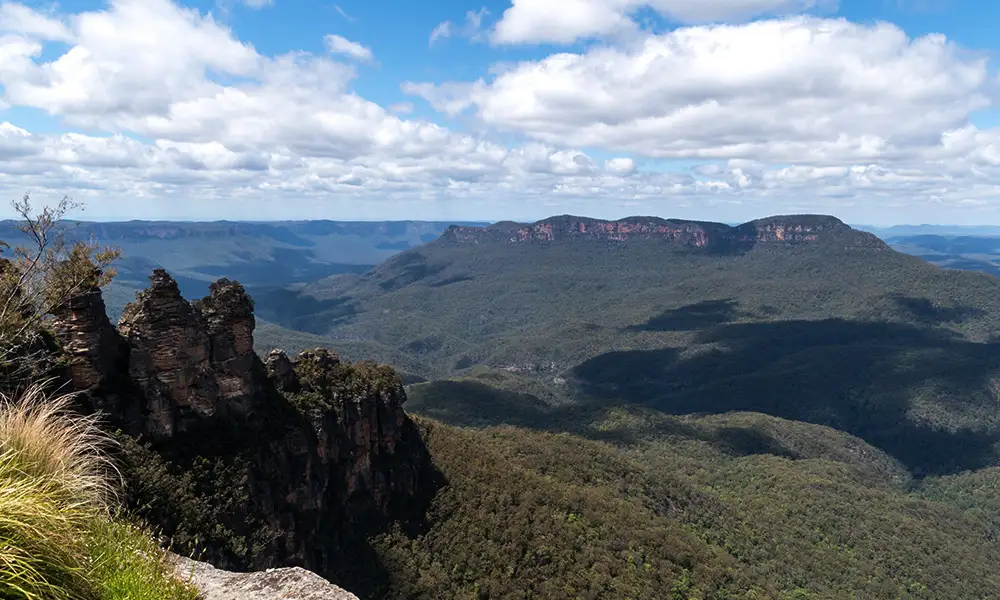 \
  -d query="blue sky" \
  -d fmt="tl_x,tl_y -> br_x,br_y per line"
1,0 -> 1000,224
